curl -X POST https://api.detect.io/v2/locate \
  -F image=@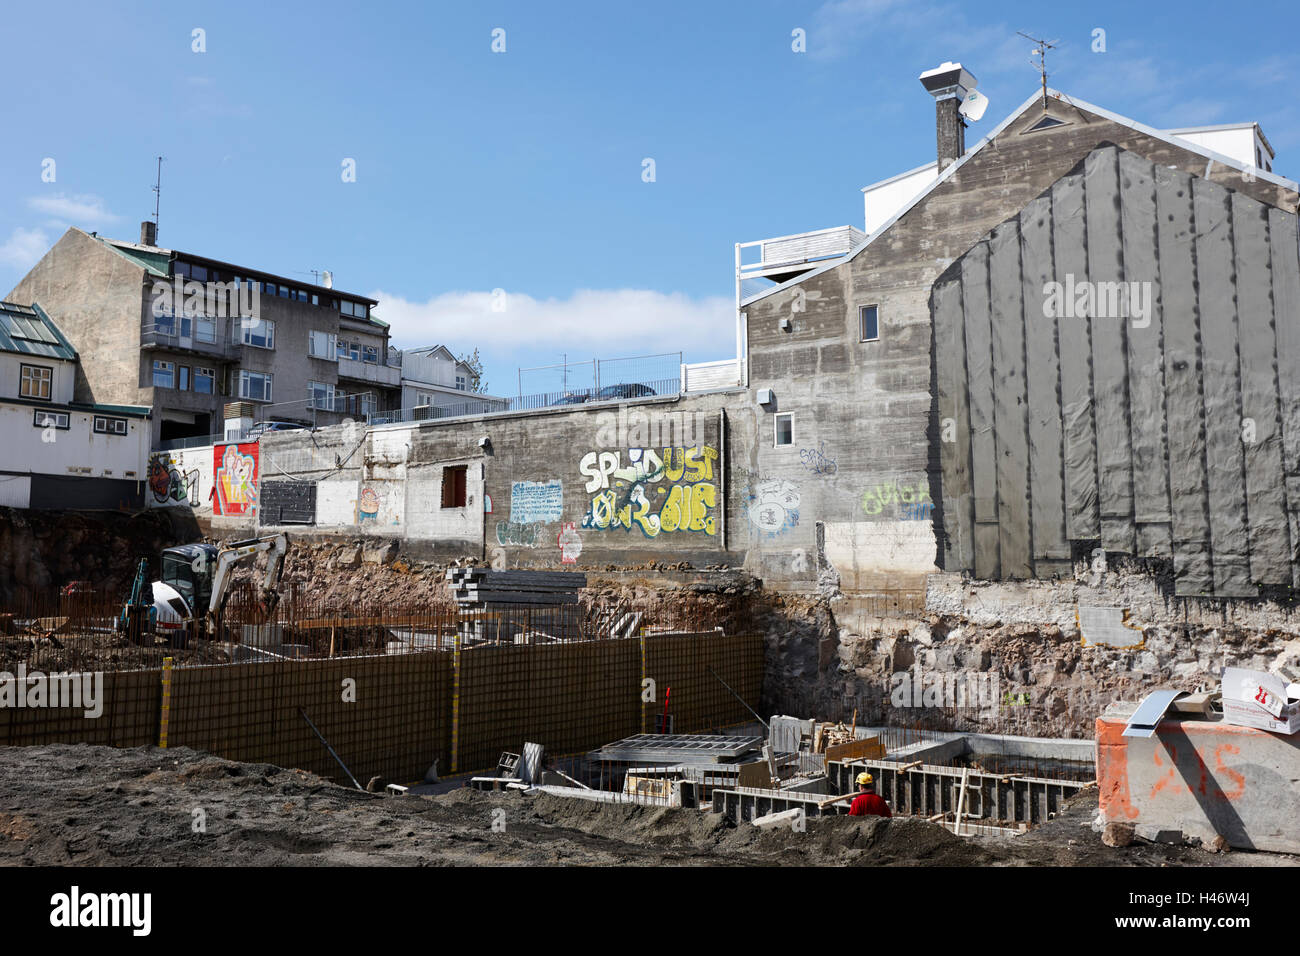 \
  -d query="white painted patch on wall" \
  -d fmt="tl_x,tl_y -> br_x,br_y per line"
823,520 -> 937,587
